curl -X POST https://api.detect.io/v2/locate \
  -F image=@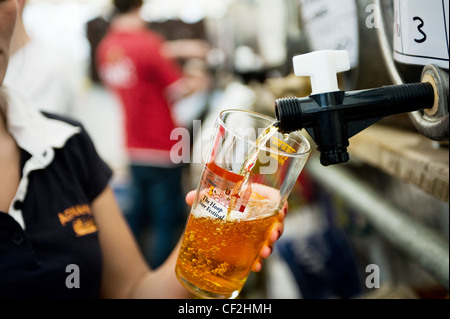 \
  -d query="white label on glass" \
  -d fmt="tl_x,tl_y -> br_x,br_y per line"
299,0 -> 359,68
393,0 -> 449,69
194,193 -> 227,220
